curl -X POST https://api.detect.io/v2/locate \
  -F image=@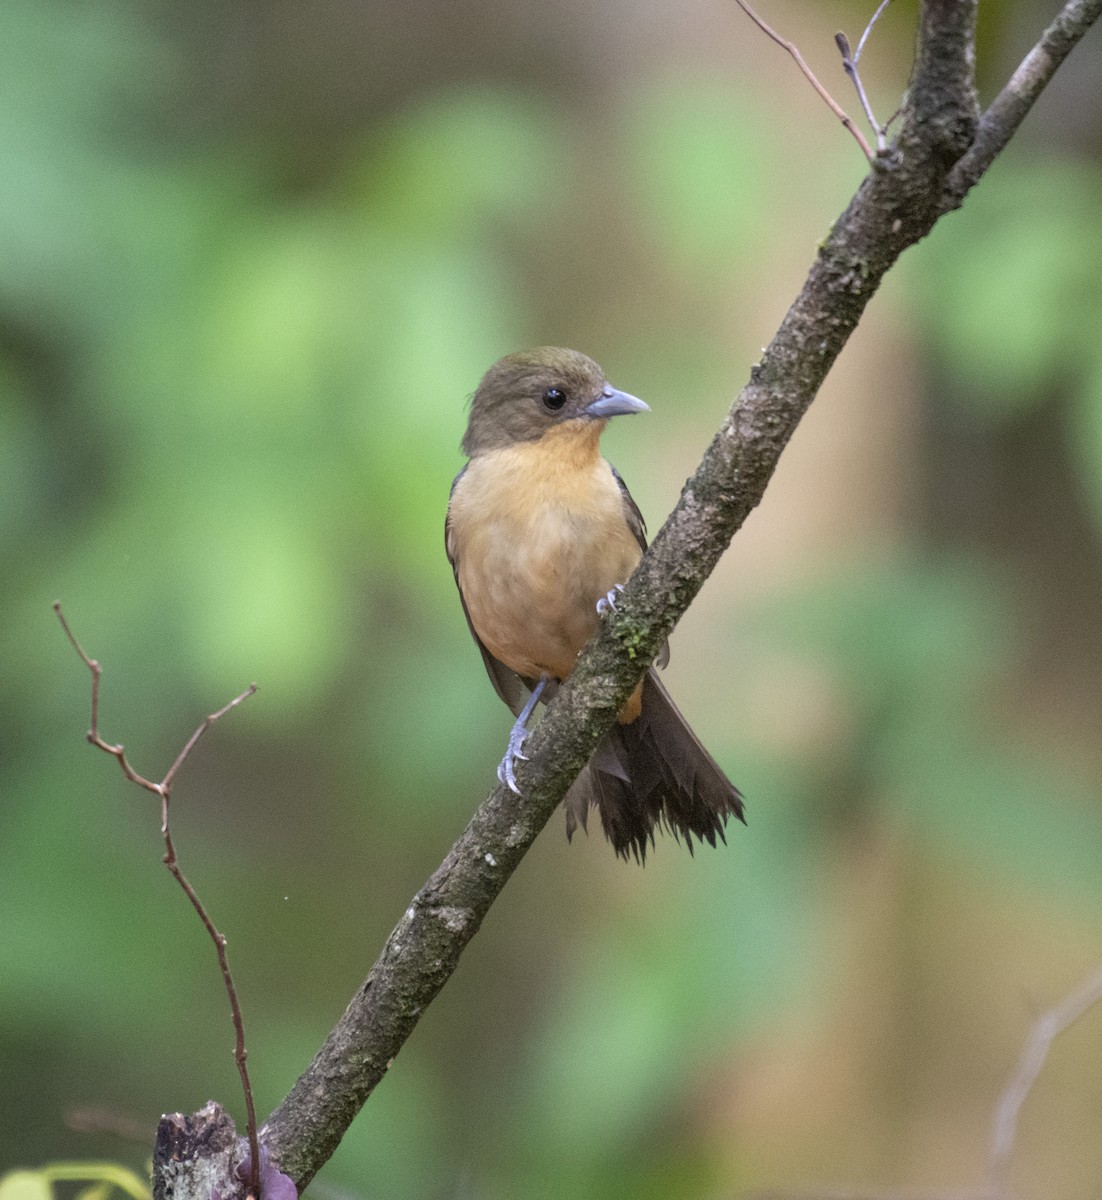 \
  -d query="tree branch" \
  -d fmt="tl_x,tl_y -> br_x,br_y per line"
987,959 -> 1102,1193
151,1 -> 1102,1191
